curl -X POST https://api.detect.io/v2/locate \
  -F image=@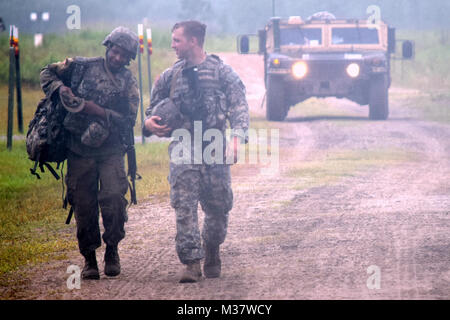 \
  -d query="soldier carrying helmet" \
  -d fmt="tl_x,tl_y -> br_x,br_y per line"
144,20 -> 249,283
